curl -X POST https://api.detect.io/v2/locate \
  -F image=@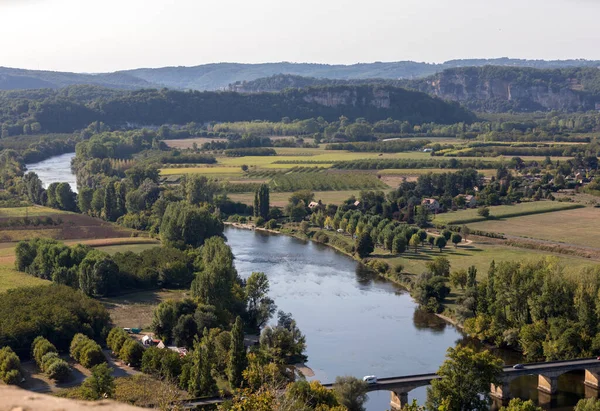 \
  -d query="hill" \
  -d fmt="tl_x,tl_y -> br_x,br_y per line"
229,66 -> 600,112
0,85 -> 474,136
2,58 -> 600,91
